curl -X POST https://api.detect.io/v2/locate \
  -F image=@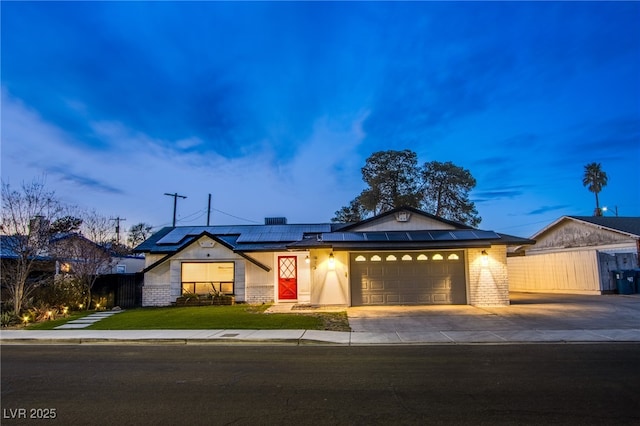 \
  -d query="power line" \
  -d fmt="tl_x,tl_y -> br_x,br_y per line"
177,208 -> 207,222
212,208 -> 261,224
